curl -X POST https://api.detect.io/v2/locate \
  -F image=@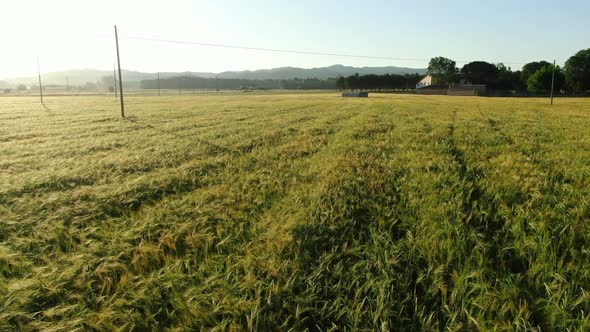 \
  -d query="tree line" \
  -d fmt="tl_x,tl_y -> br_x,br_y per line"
427,48 -> 590,94
335,73 -> 423,91
140,77 -> 338,90
139,74 -> 424,91
133,48 -> 589,94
